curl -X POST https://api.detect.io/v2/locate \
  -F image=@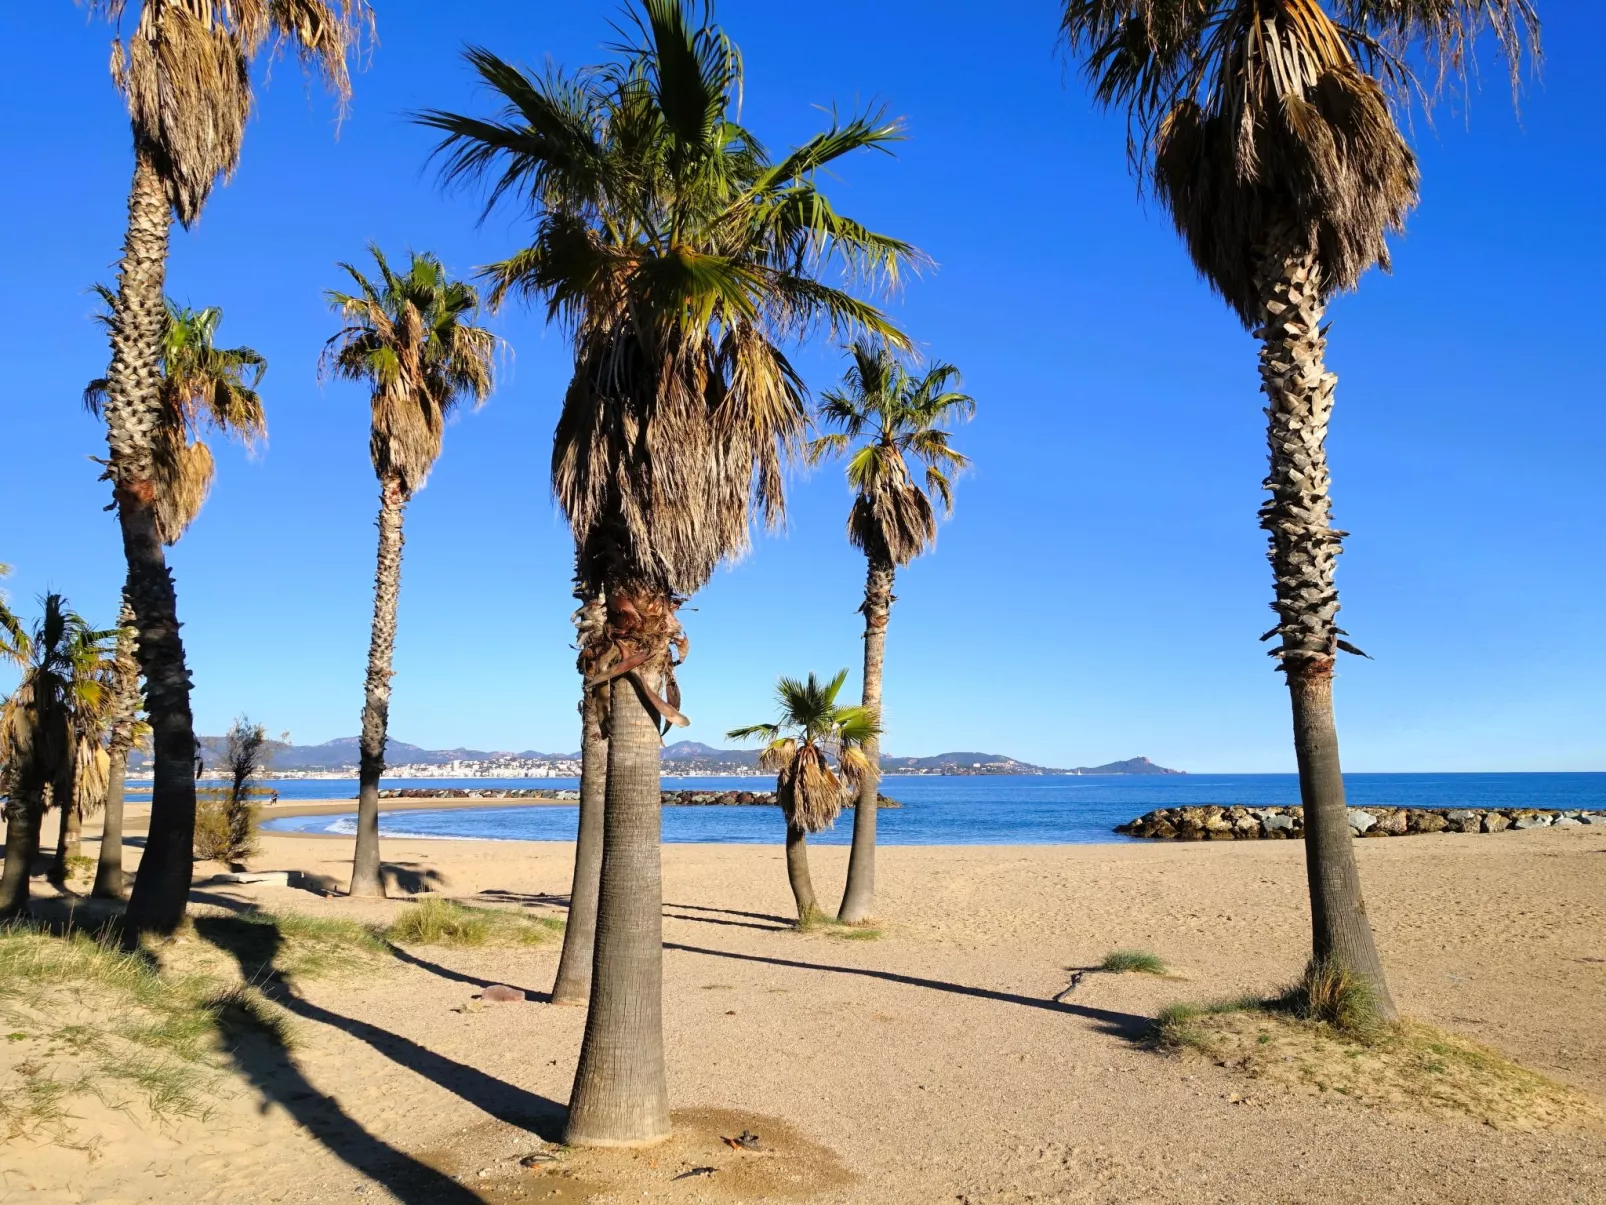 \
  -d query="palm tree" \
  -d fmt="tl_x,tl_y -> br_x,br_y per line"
728,671 -> 879,924
548,571 -> 608,1007
86,290 -> 268,899
0,566 -> 26,667
85,0 -> 369,940
0,597 -> 115,918
322,247 -> 496,900
419,0 -> 917,1145
1059,0 -> 1540,1016
809,341 -> 973,923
